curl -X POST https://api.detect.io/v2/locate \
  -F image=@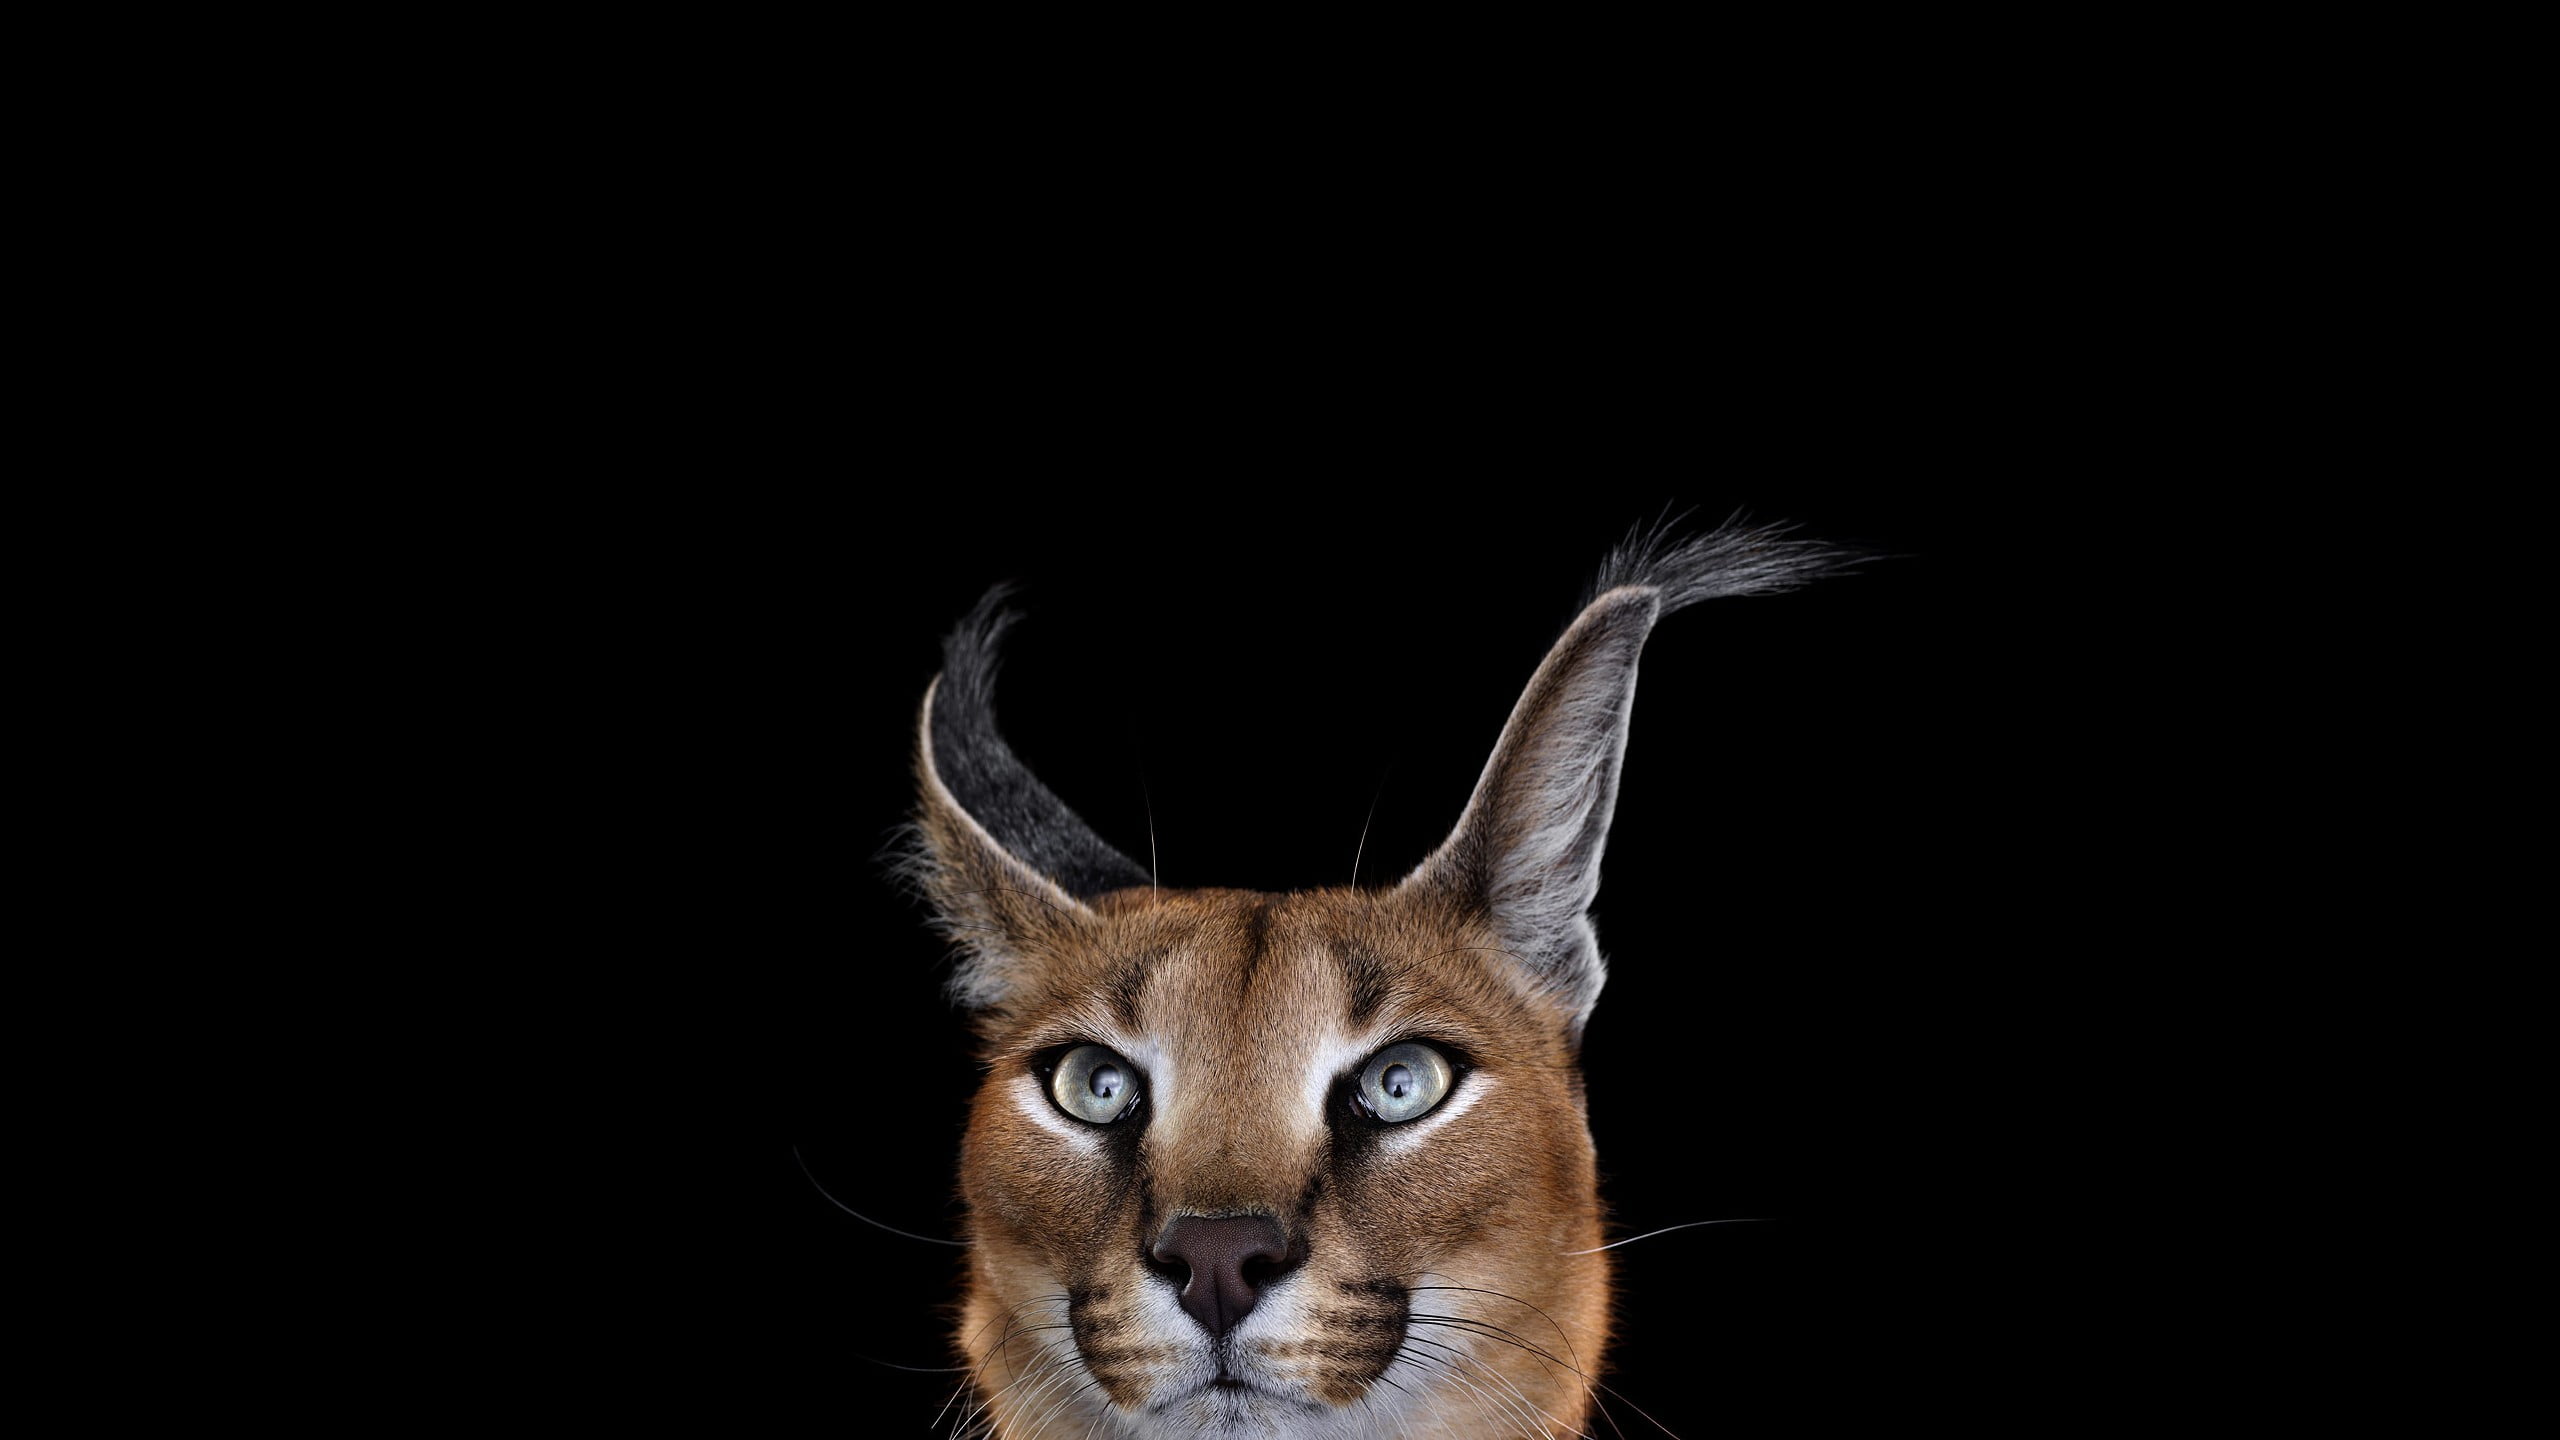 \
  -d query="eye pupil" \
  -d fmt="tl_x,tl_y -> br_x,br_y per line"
1353,1043 -> 1452,1125
1048,1045 -> 1142,1126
